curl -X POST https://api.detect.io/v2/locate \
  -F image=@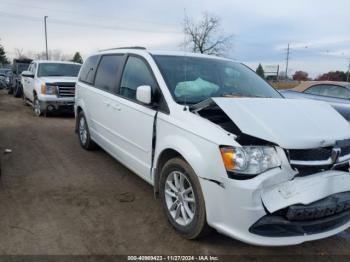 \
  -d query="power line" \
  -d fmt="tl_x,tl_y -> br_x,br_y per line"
0,11 -> 182,34
0,1 -> 179,28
